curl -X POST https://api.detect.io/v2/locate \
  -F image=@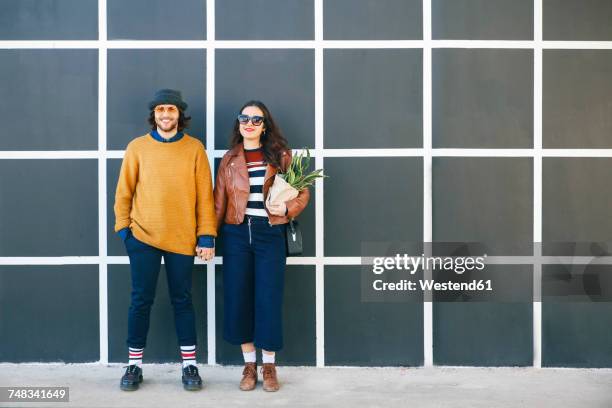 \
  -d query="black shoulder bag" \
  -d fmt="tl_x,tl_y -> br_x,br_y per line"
286,219 -> 303,256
